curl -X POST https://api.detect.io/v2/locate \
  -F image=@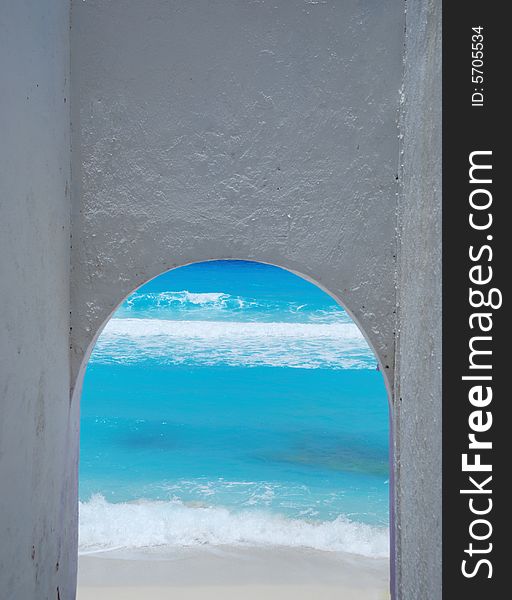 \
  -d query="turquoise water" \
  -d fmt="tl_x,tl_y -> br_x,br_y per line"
79,261 -> 389,556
